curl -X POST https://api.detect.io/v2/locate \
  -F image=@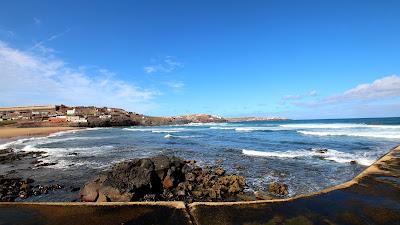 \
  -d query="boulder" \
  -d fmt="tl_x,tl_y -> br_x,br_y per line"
268,182 -> 289,196
103,158 -> 160,193
98,186 -> 133,202
80,176 -> 104,202
151,155 -> 171,180
80,155 -> 246,202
